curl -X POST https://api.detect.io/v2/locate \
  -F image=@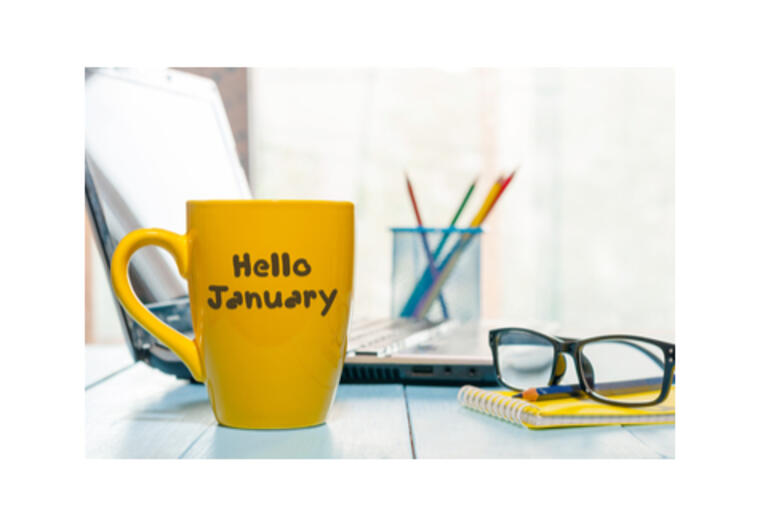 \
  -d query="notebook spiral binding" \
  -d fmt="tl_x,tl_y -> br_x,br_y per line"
458,385 -> 539,426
